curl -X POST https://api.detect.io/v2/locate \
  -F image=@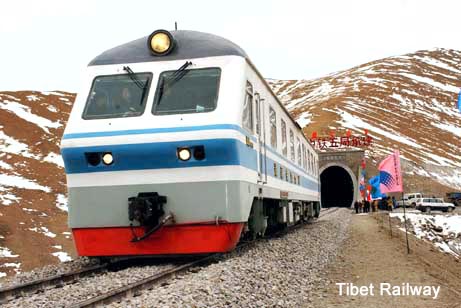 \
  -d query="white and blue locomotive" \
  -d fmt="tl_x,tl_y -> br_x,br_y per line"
60,30 -> 320,256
